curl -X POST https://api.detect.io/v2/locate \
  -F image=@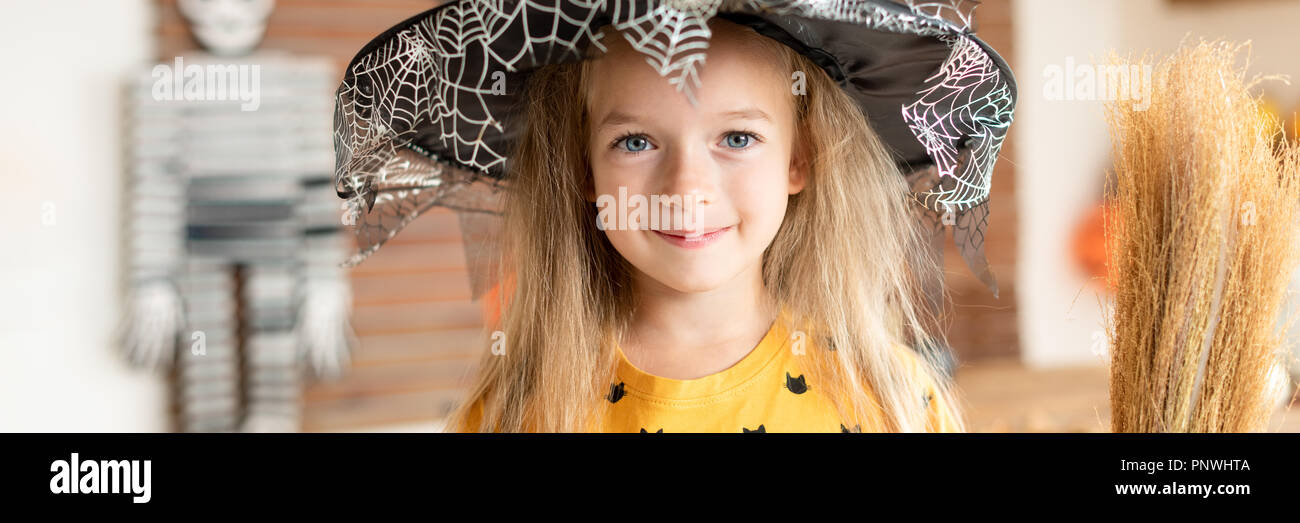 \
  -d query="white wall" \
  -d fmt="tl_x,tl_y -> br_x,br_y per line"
1013,0 -> 1127,368
1124,0 -> 1300,112
0,1 -> 166,431
1013,0 -> 1300,368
